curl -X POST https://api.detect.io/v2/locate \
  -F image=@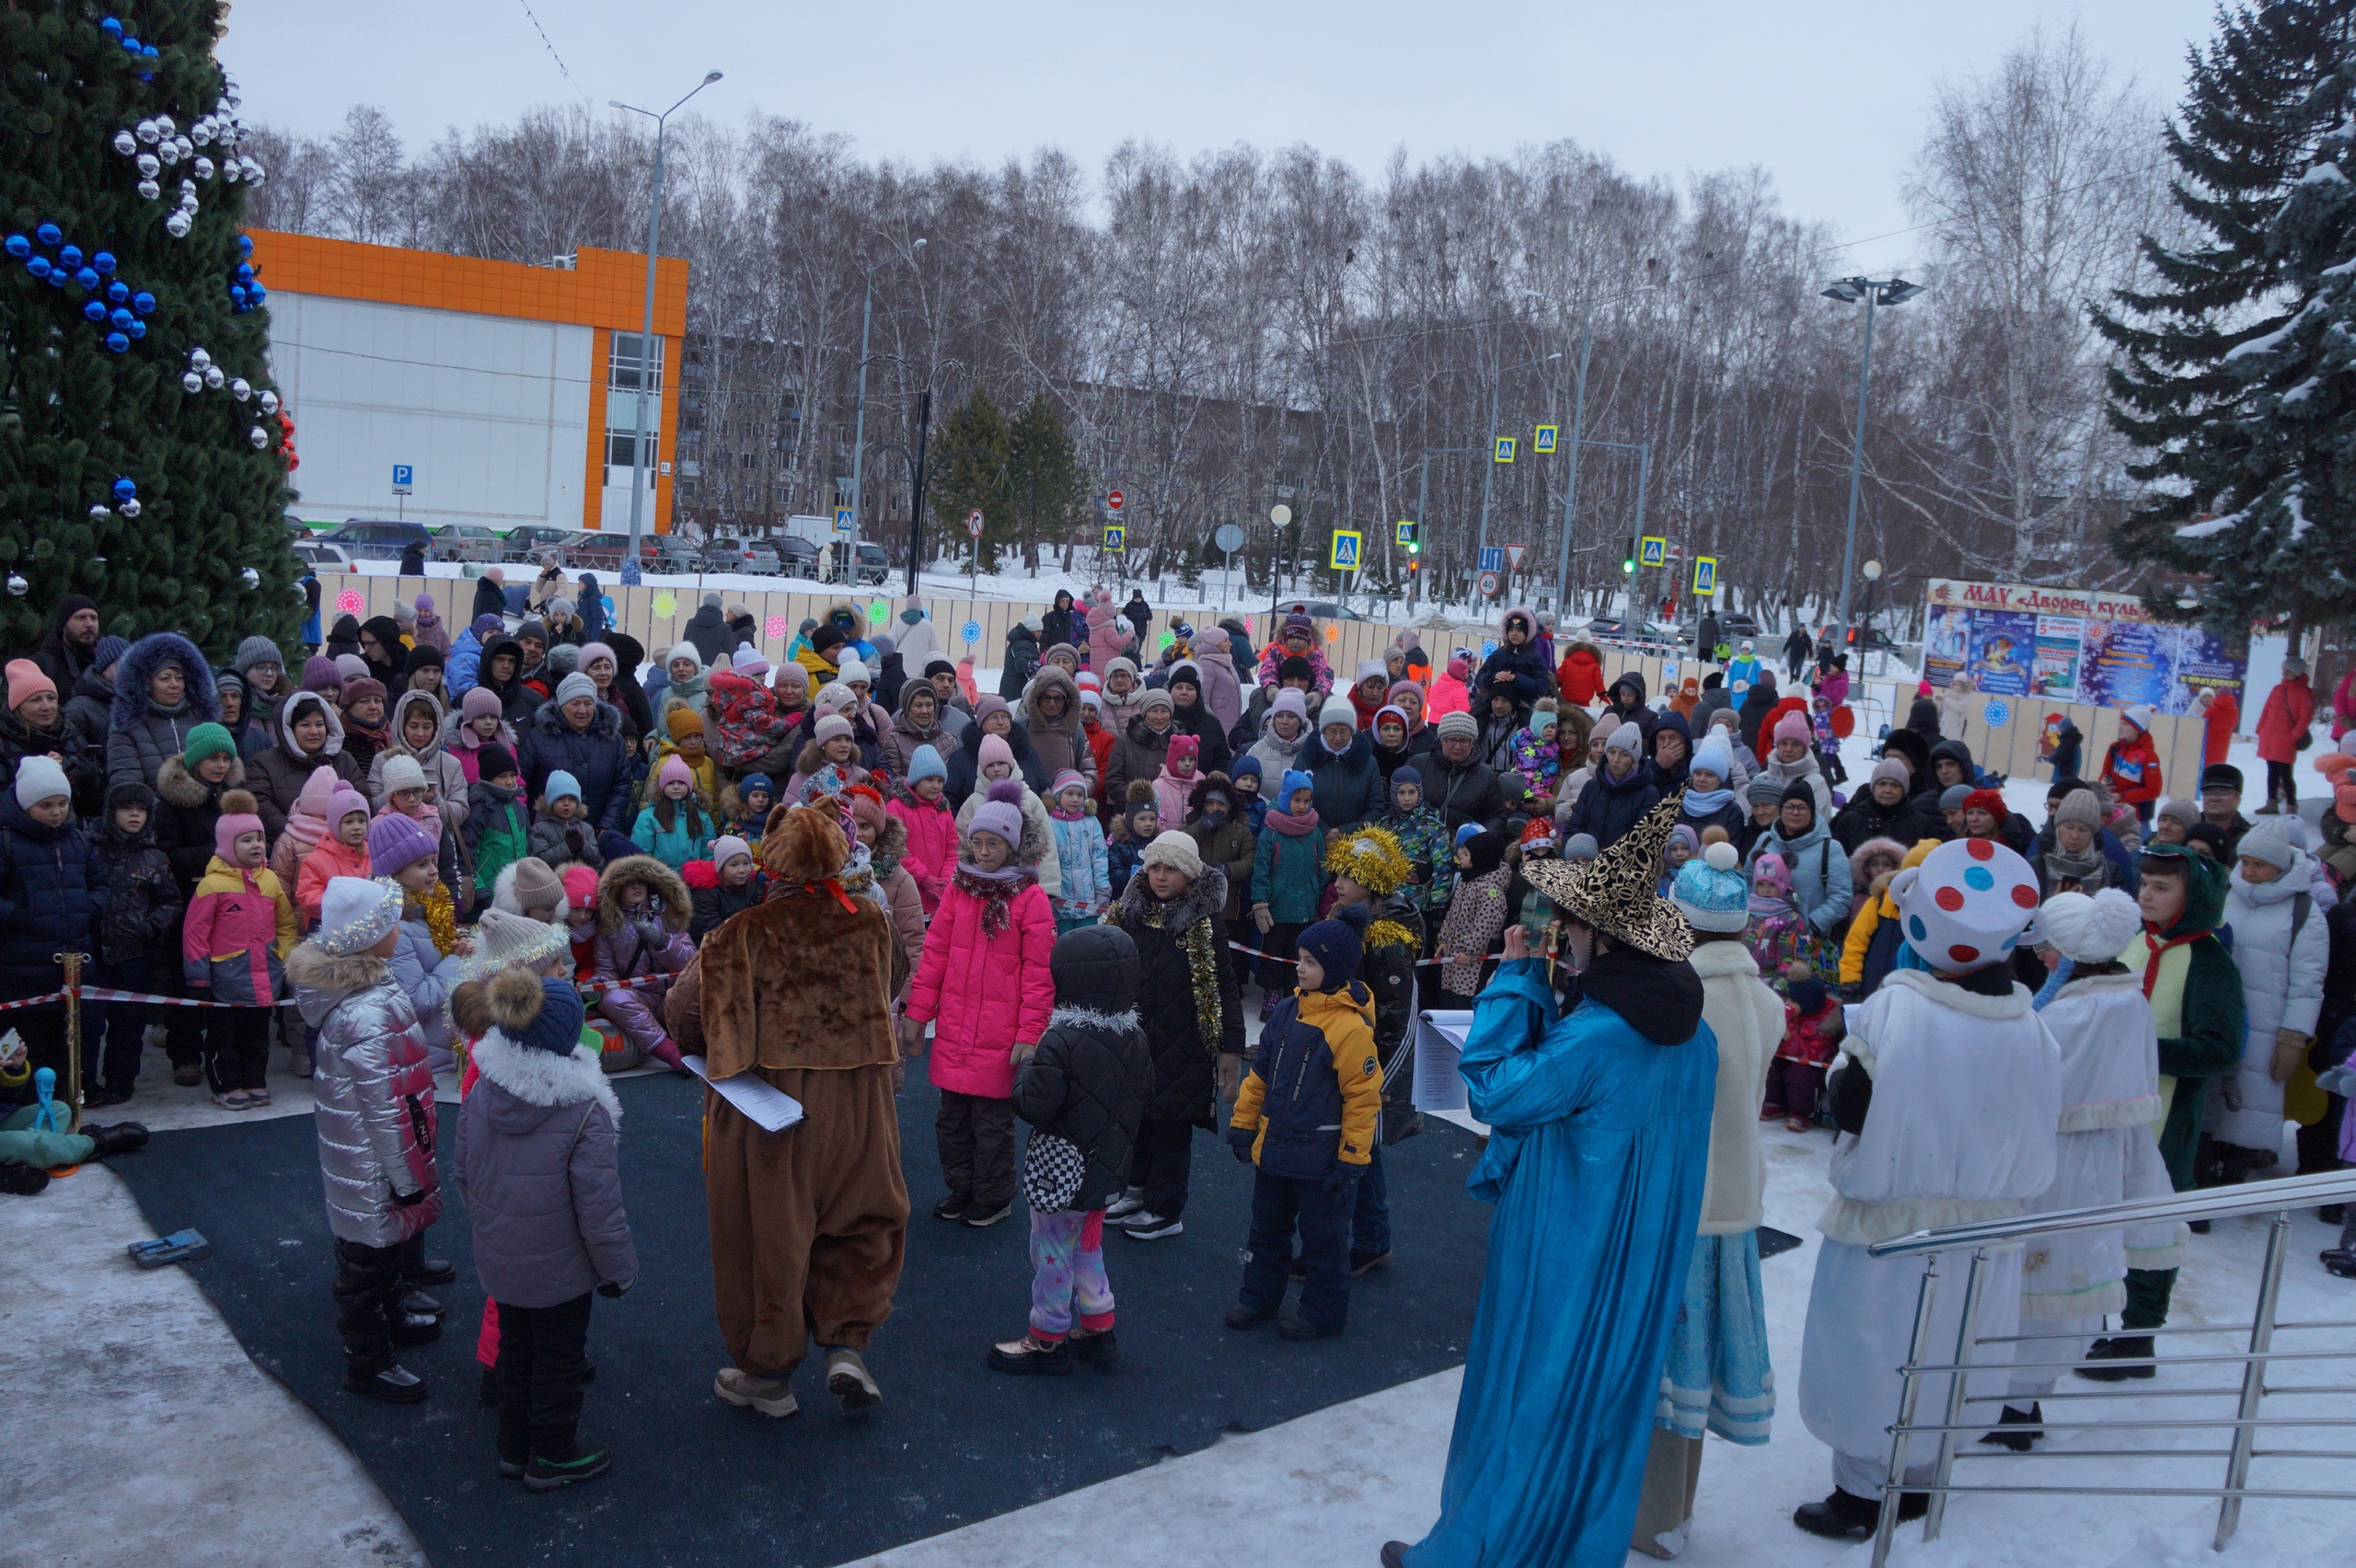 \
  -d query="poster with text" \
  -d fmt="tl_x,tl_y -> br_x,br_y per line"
1923,604 -> 1970,688
2033,616 -> 2085,701
2173,625 -> 2243,707
2081,617 -> 2175,711
1965,609 -> 2037,696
